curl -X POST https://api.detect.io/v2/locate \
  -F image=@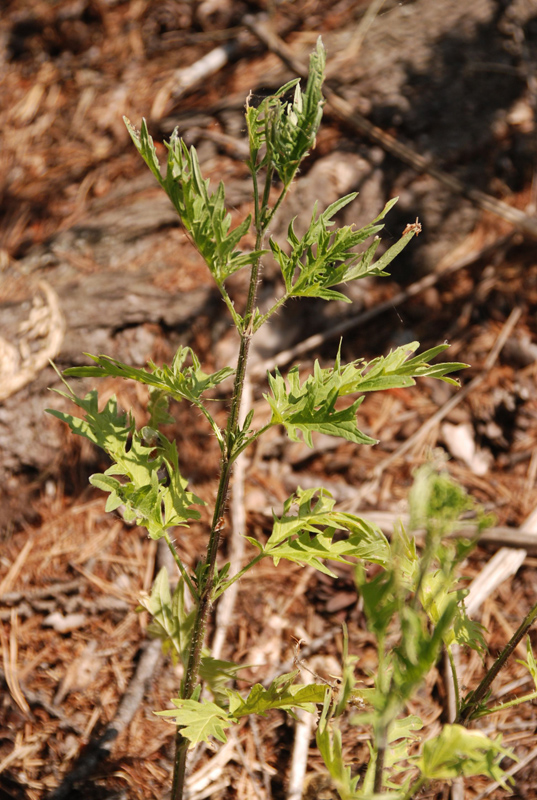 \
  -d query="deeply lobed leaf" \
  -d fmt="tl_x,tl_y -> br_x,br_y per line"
156,698 -> 234,748
252,488 -> 390,576
417,725 -> 514,785
125,118 -> 262,285
269,196 -> 411,303
47,382 -> 203,539
264,344 -> 467,450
